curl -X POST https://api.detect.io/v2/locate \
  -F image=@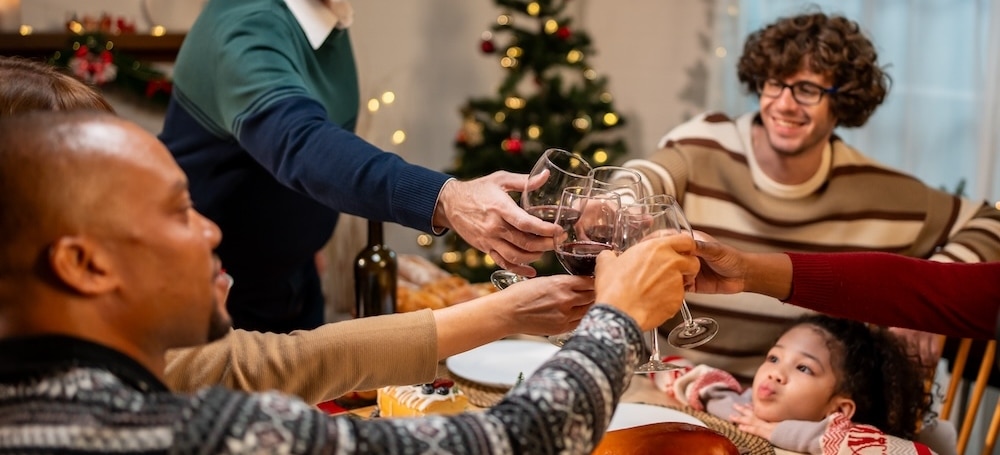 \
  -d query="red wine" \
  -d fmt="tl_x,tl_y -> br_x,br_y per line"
555,241 -> 613,275
528,205 -> 581,228
354,221 -> 397,317
584,225 -> 616,244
